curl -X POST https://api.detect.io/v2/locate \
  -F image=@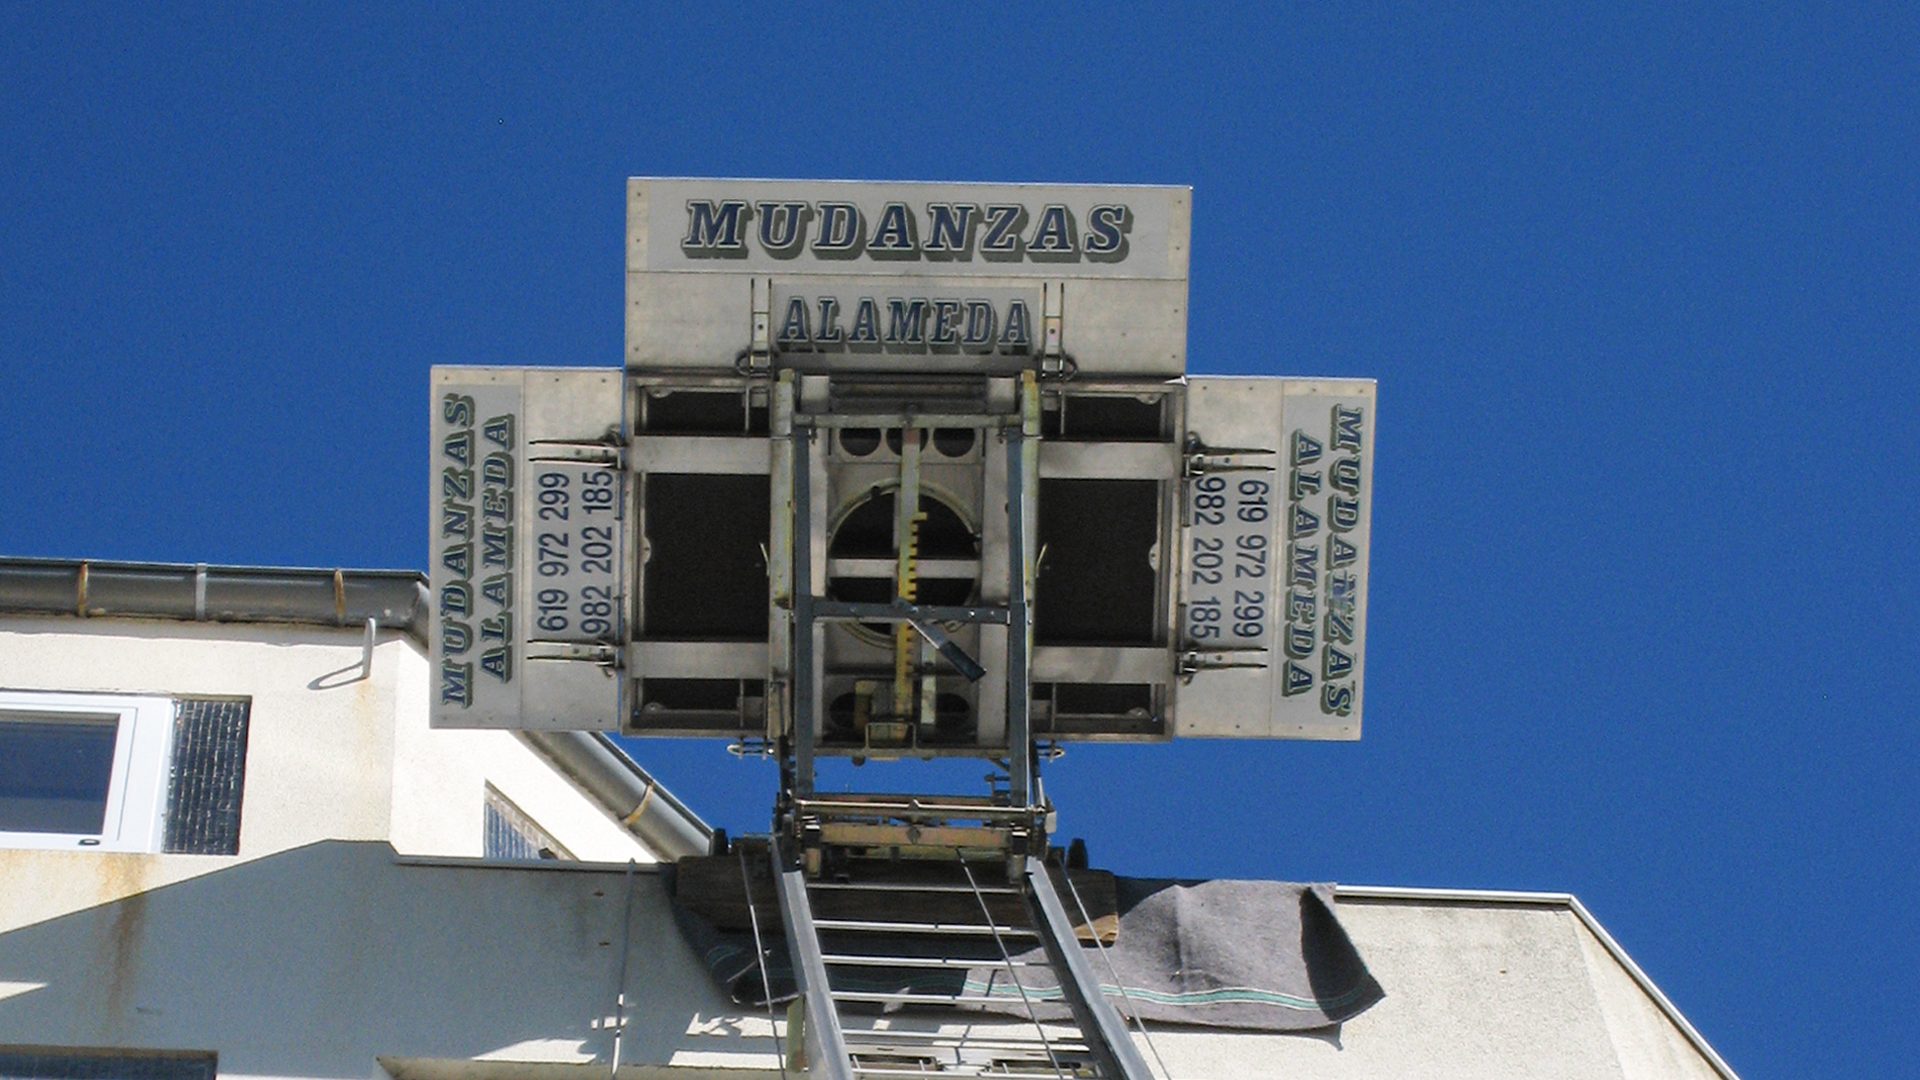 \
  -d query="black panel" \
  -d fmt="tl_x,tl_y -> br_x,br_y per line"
1055,683 -> 1154,715
1063,395 -> 1166,440
643,474 -> 770,640
644,390 -> 747,433
1032,682 -> 1166,738
1035,479 -> 1160,644
164,698 -> 250,856
931,428 -> 976,458
642,678 -> 742,711
840,428 -> 882,457
0,1052 -> 215,1080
